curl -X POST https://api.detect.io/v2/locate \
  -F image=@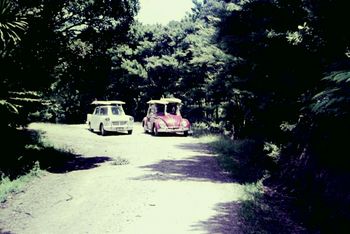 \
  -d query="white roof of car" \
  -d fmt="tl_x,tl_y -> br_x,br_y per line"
147,98 -> 182,105
147,100 -> 168,105
161,98 -> 182,104
91,100 -> 125,105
